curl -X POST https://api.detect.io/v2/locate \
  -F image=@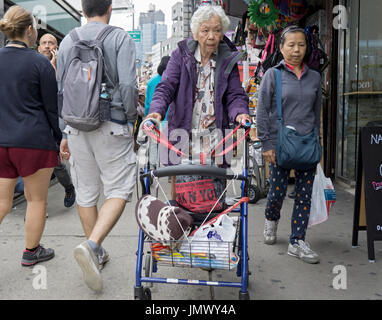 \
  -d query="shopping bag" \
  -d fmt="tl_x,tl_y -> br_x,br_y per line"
175,175 -> 226,214
308,164 -> 336,227
180,214 -> 239,268
191,214 -> 236,242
